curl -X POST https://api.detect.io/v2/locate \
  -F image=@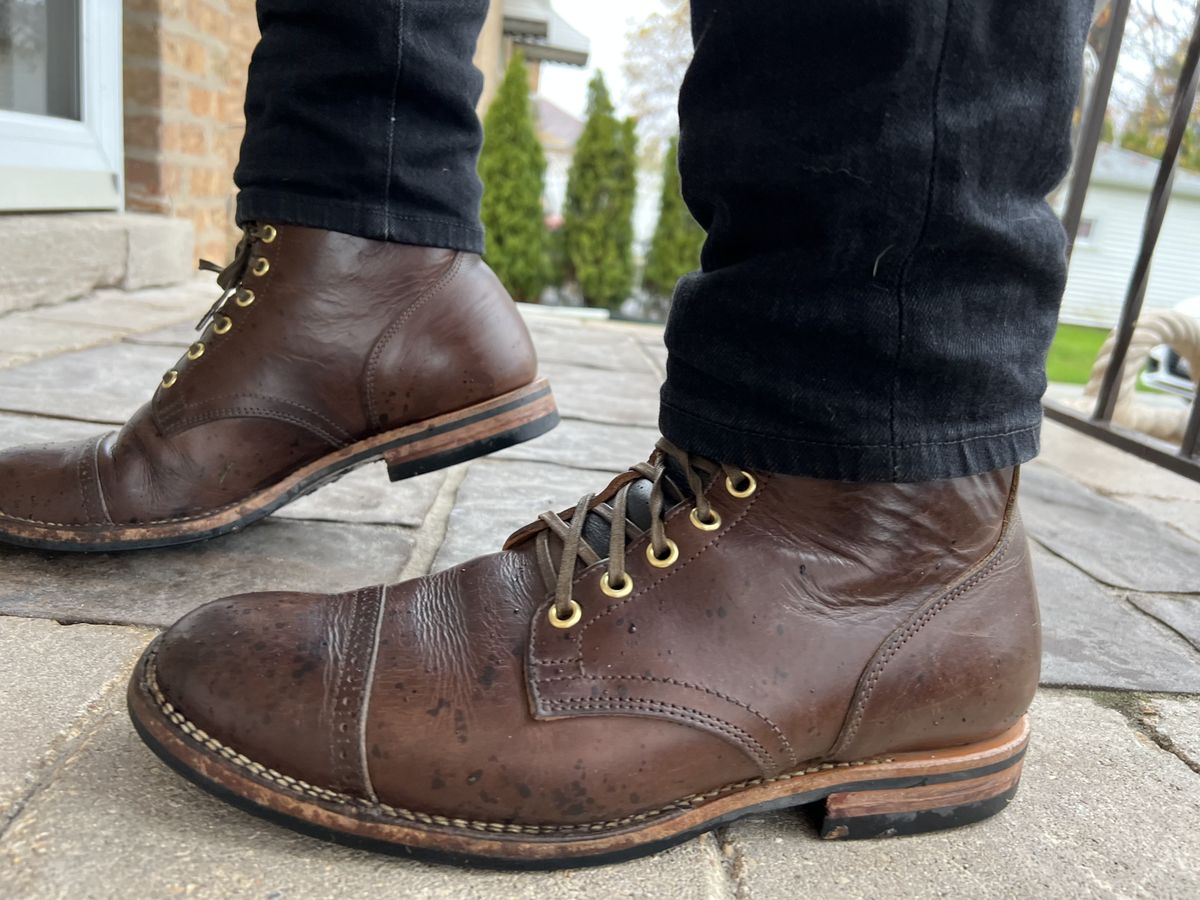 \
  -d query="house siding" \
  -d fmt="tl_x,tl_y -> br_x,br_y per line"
1061,183 -> 1200,327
